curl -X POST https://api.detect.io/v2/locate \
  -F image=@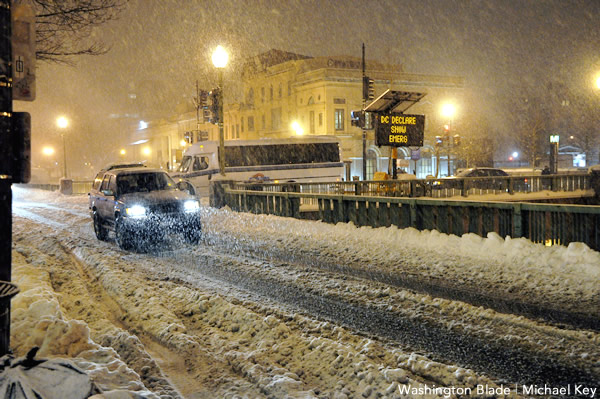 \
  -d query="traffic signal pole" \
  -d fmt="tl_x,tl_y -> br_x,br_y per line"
0,0 -> 13,356
361,43 -> 366,181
